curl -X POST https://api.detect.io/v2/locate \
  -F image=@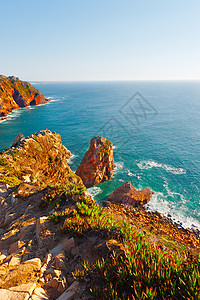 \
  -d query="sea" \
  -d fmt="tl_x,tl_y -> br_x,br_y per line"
0,81 -> 200,230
